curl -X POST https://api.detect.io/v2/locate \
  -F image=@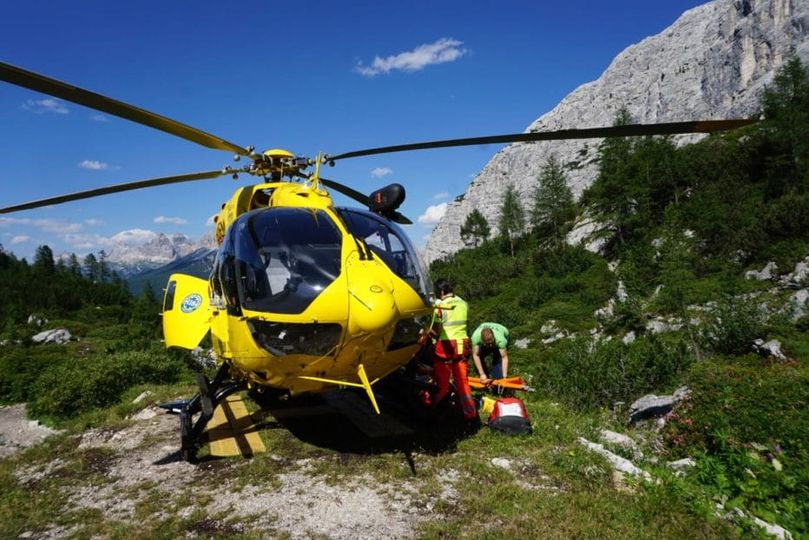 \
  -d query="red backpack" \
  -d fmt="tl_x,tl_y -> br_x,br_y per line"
487,397 -> 532,435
